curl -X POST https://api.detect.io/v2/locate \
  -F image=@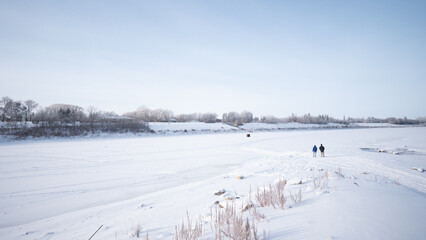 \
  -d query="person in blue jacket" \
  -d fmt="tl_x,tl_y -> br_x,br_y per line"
312,145 -> 317,157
